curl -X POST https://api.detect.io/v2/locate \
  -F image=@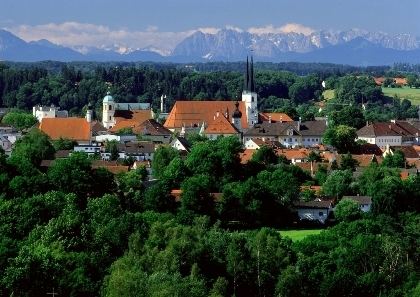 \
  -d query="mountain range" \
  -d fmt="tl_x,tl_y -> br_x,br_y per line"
1,28 -> 420,65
